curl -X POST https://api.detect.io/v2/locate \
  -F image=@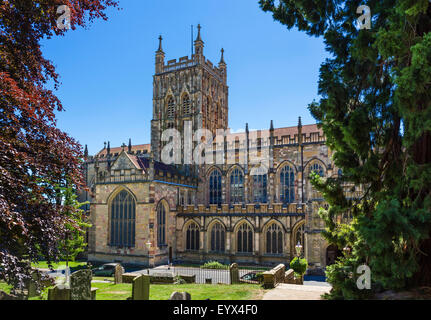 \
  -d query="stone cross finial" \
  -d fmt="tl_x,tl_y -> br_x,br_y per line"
219,48 -> 226,65
195,24 -> 202,42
